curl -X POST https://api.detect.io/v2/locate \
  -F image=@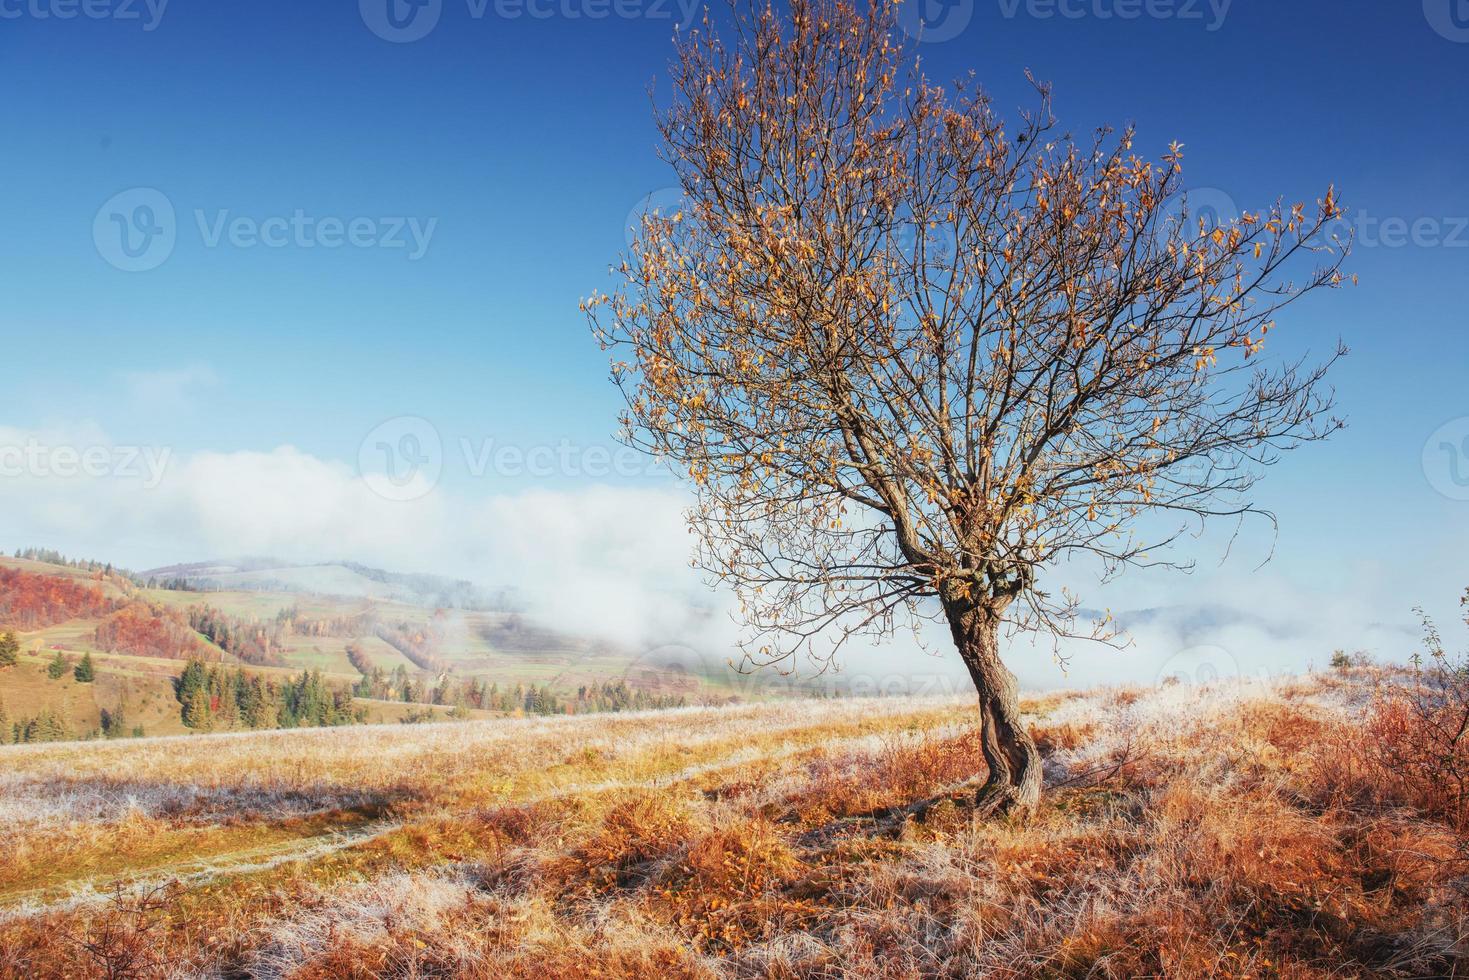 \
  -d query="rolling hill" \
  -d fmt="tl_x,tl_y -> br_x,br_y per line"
0,552 -> 765,741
